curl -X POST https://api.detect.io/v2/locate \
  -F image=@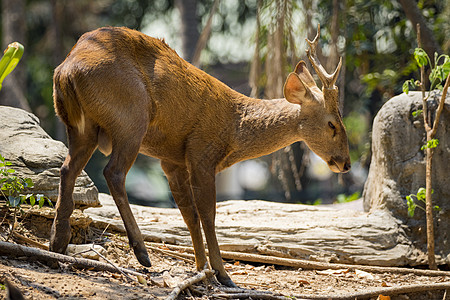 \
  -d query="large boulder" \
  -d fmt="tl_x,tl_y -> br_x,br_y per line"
0,106 -> 99,208
363,91 -> 450,265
